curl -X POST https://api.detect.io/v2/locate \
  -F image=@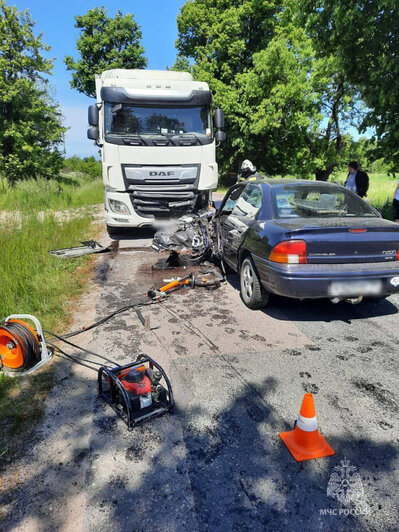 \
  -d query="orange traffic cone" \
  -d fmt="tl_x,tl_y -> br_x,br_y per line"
280,393 -> 335,462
